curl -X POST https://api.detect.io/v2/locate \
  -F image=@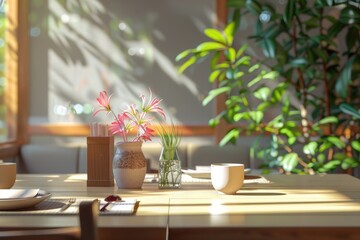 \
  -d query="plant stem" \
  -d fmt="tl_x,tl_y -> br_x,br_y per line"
319,8 -> 331,119
292,17 -> 309,141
